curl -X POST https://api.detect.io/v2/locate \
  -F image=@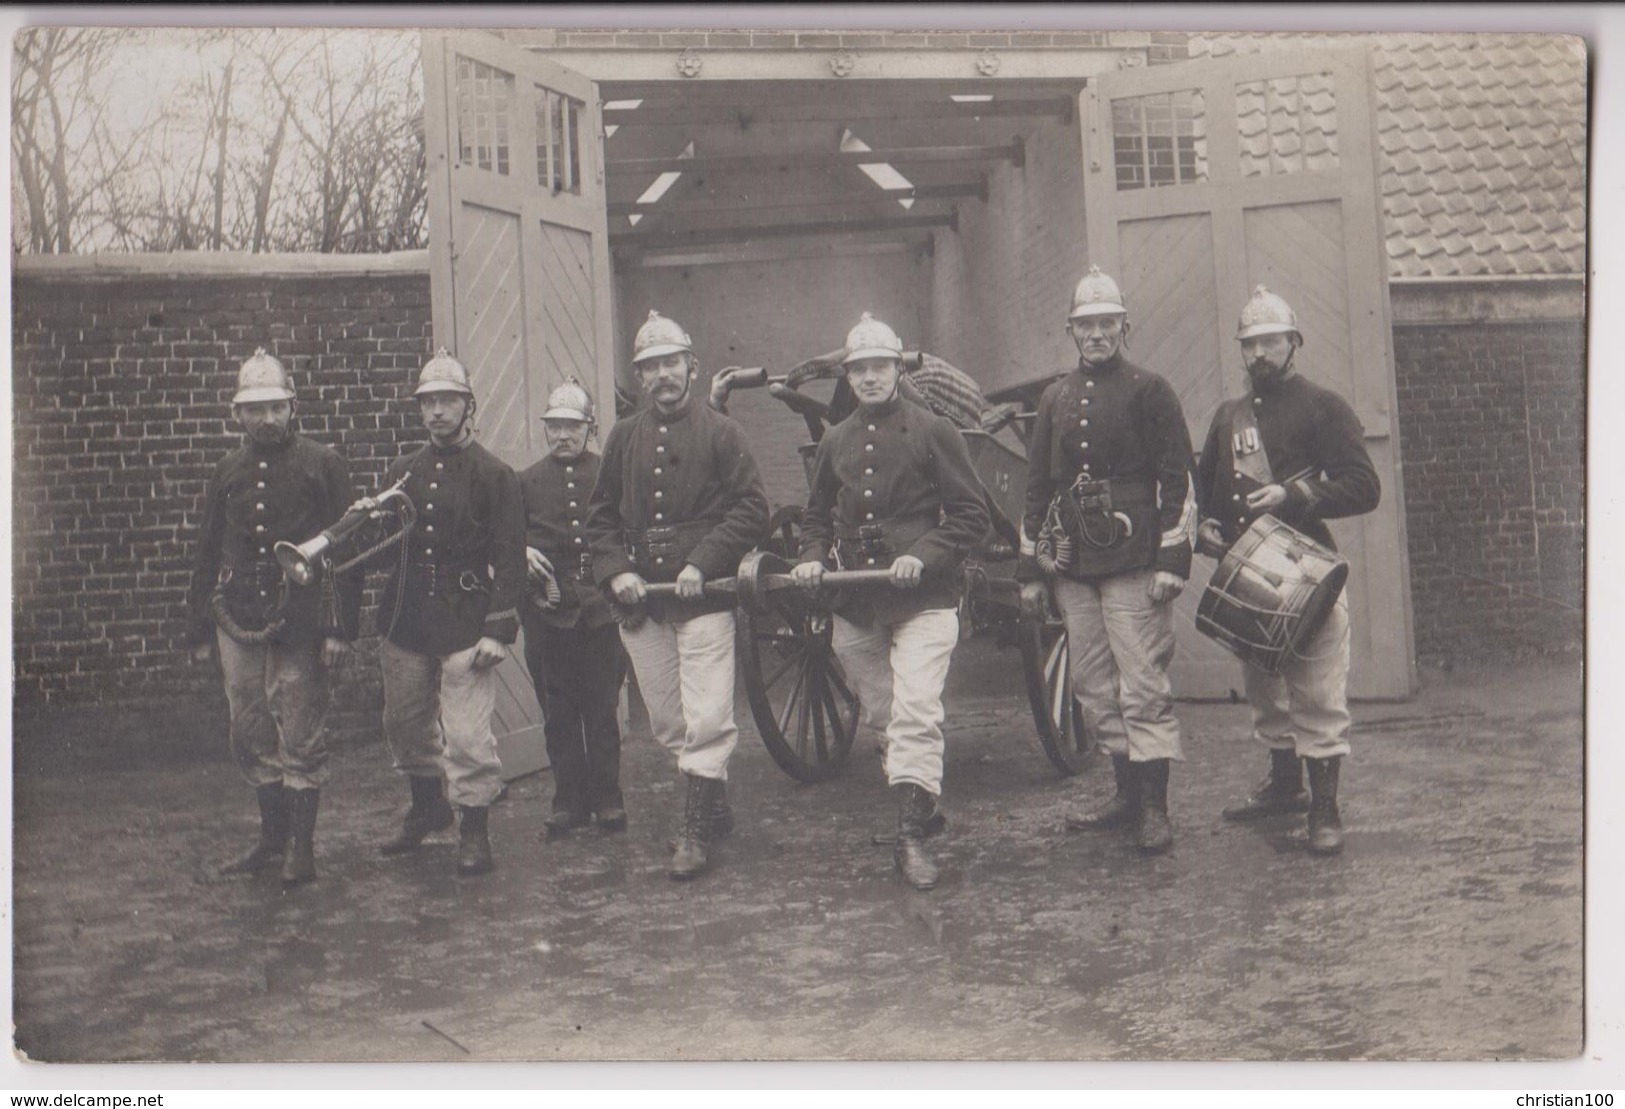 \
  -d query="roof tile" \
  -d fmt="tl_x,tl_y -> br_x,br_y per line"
1188,32 -> 1584,277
